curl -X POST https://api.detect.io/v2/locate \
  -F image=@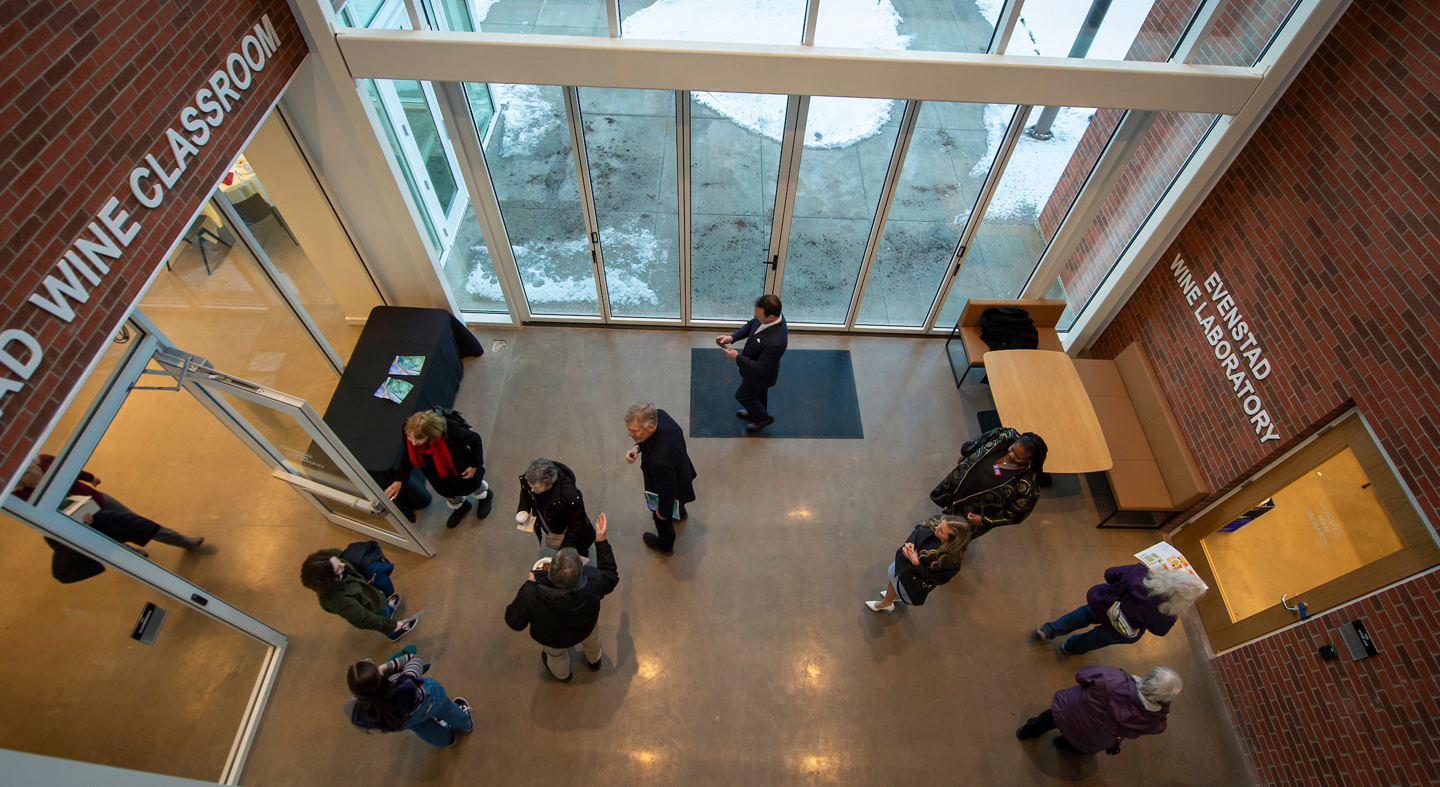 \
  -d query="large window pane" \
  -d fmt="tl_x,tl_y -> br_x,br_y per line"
818,0 -> 1002,53
475,0 -> 608,35
689,91 -> 784,321
579,88 -> 681,319
1007,0 -> 1158,59
1050,0 -> 1303,329
621,0 -> 806,44
857,101 -> 1011,327
936,104 -> 1101,325
781,97 -> 905,324
364,79 -> 441,255
479,83 -> 599,316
